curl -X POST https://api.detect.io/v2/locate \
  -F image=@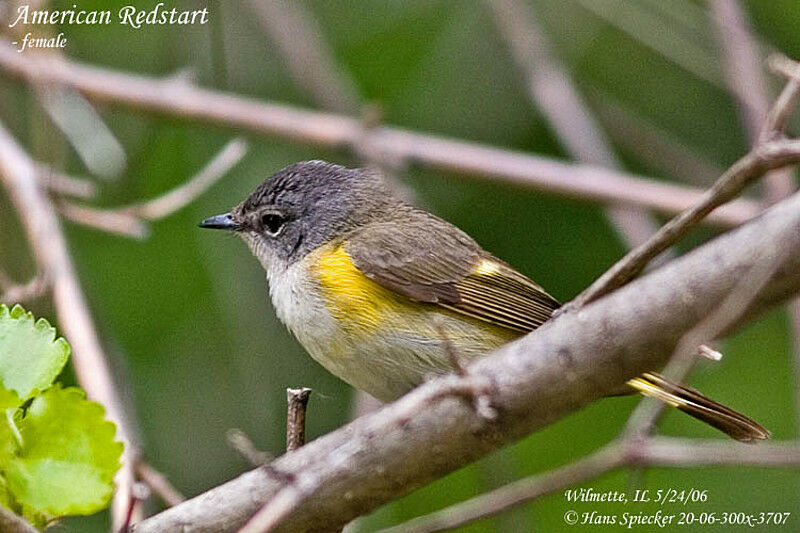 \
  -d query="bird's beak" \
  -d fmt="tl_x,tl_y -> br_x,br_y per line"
199,212 -> 239,231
